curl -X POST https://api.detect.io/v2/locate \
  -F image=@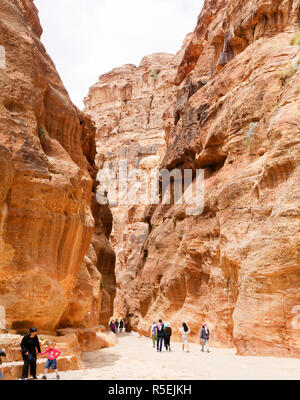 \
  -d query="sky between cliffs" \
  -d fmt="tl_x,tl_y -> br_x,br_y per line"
34,0 -> 204,109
